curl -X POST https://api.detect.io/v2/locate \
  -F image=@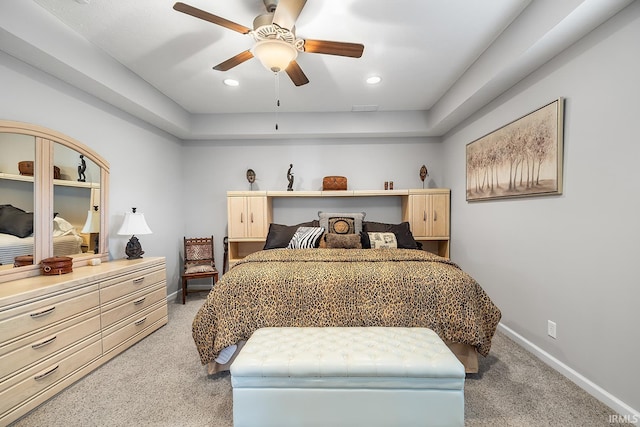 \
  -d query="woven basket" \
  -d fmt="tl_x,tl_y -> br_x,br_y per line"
17,161 -> 61,179
40,256 -> 73,275
322,176 -> 347,191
